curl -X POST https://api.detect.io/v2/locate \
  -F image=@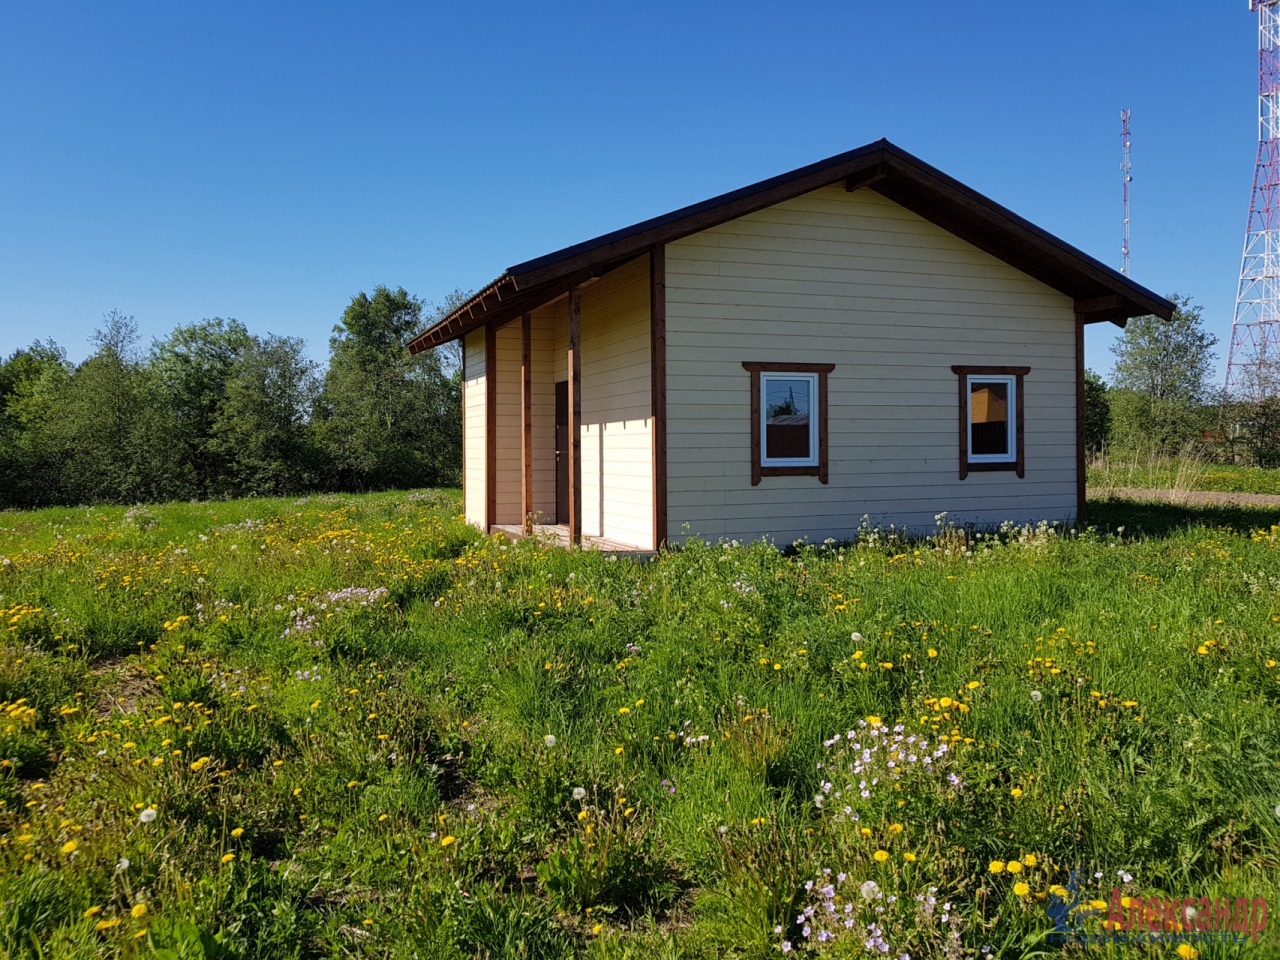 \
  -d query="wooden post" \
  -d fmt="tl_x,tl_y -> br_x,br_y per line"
521,313 -> 533,536
485,323 -> 497,534
1075,315 -> 1087,522
568,287 -> 582,545
650,246 -> 667,550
